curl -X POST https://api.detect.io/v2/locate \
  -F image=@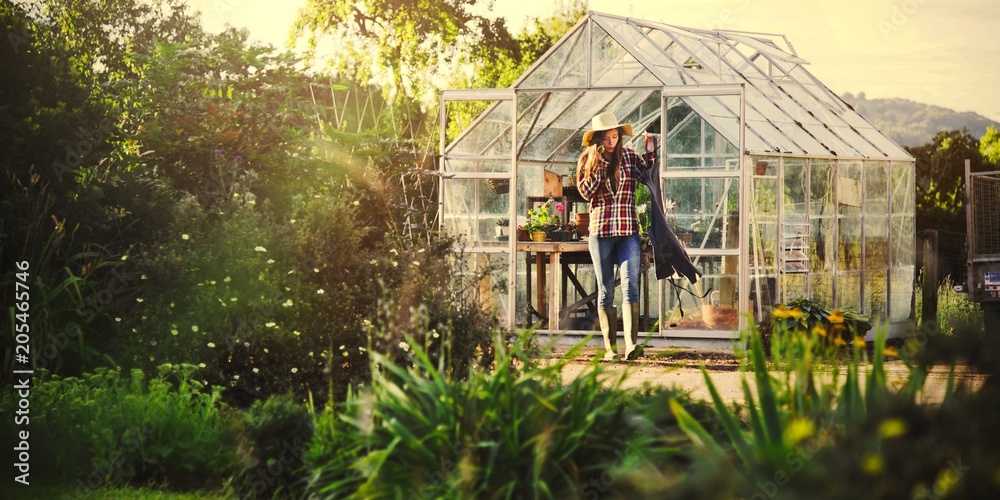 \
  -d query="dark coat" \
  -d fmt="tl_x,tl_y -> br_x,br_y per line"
638,166 -> 701,284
